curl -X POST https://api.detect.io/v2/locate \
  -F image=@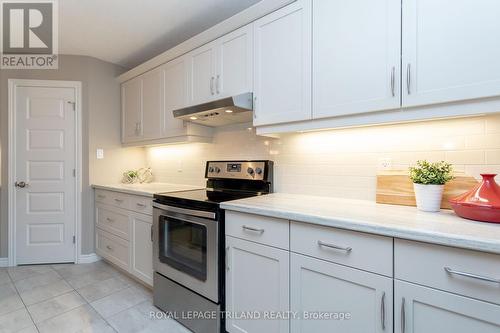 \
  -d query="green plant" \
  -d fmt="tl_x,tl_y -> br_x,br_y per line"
409,160 -> 454,185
